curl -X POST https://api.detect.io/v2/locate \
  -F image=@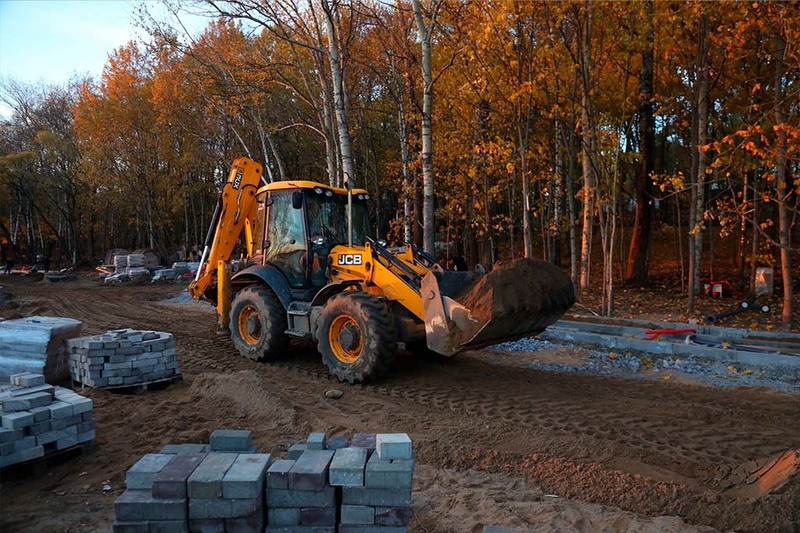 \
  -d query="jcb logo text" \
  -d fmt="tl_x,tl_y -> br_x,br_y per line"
337,254 -> 362,266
